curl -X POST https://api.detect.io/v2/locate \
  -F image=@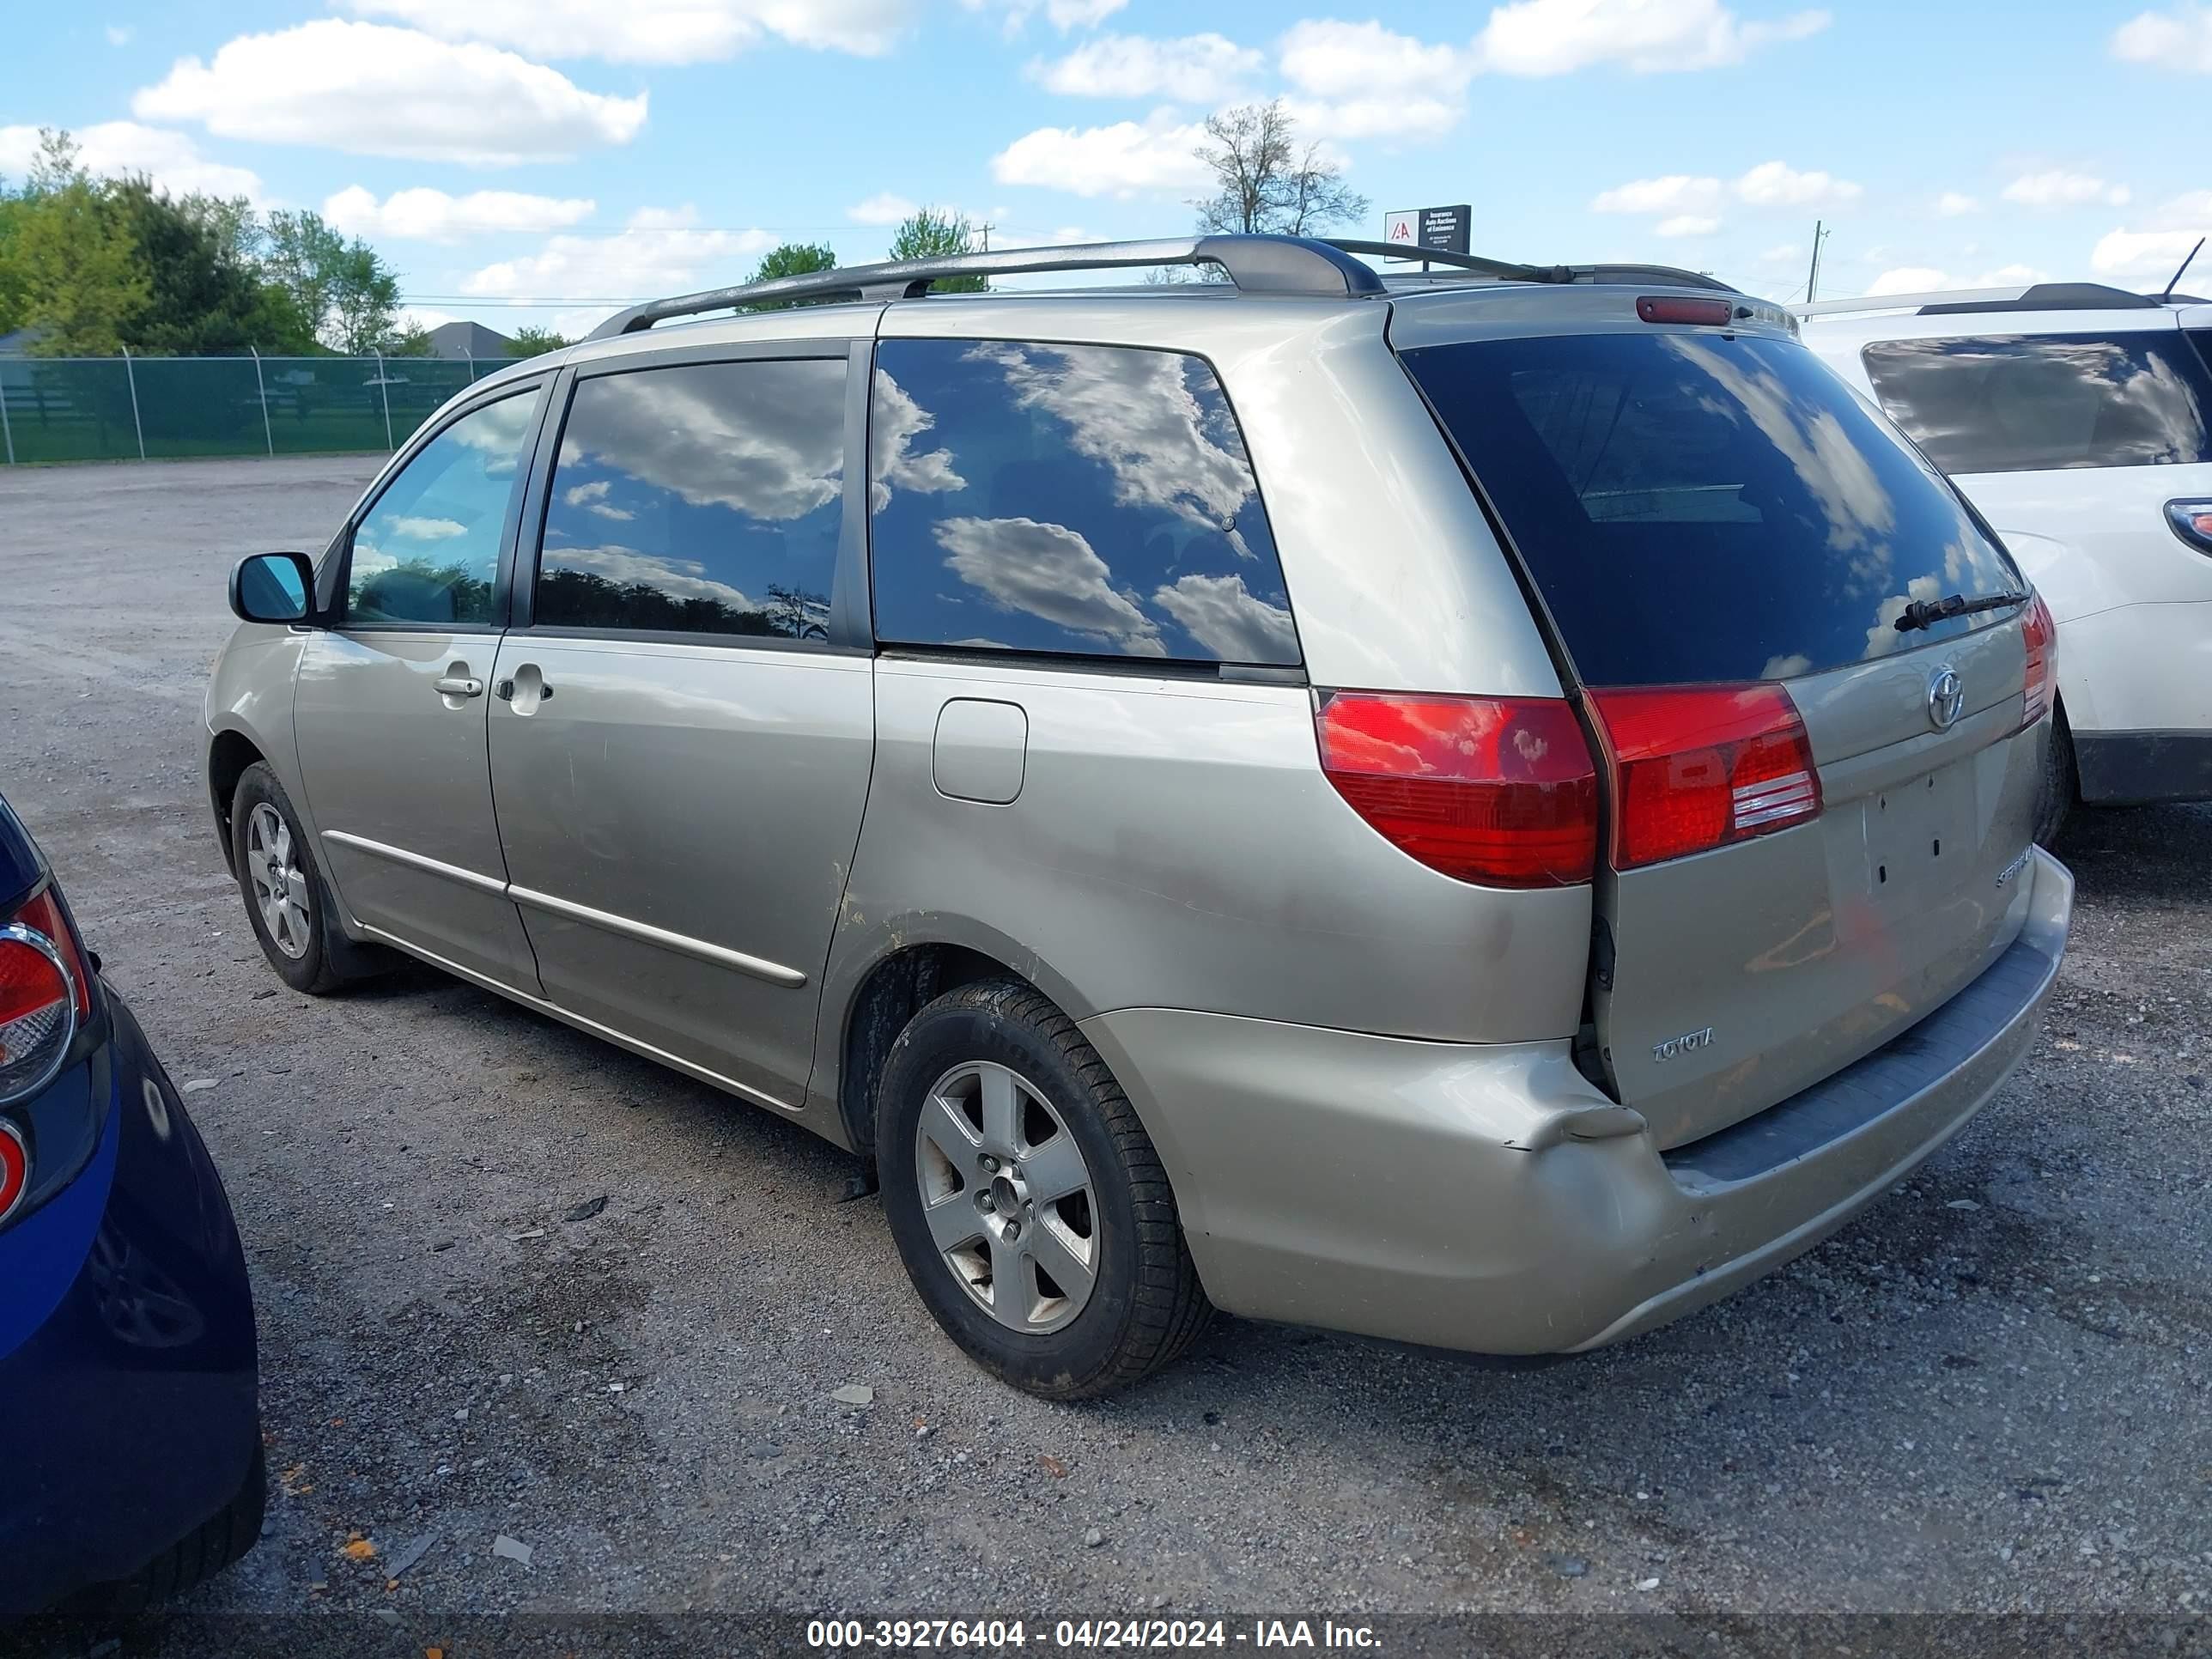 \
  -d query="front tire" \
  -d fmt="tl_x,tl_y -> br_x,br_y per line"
230,763 -> 345,995
878,979 -> 1211,1399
